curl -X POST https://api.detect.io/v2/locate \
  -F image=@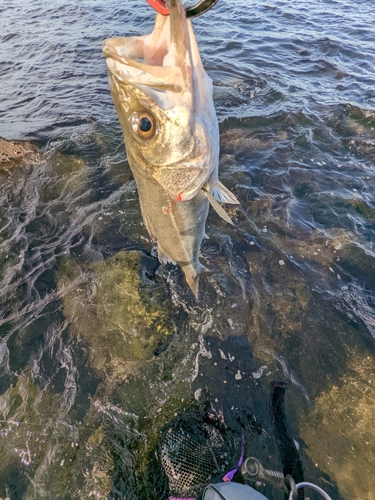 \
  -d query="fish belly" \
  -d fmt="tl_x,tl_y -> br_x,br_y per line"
133,167 -> 209,293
